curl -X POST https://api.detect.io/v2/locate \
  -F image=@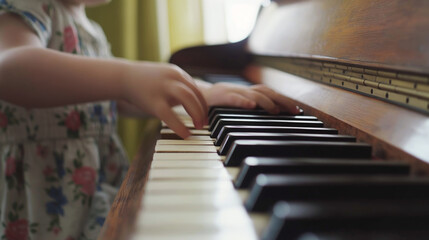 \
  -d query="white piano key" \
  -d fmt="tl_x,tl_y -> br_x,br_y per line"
162,121 -> 209,129
155,144 -> 217,153
184,135 -> 214,141
132,227 -> 258,240
237,189 -> 250,203
226,167 -> 241,180
157,140 -> 214,145
153,152 -> 221,160
151,160 -> 223,169
134,207 -> 257,239
161,129 -> 211,136
249,213 -> 271,237
148,168 -> 230,180
142,191 -> 242,210
145,180 -> 232,193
